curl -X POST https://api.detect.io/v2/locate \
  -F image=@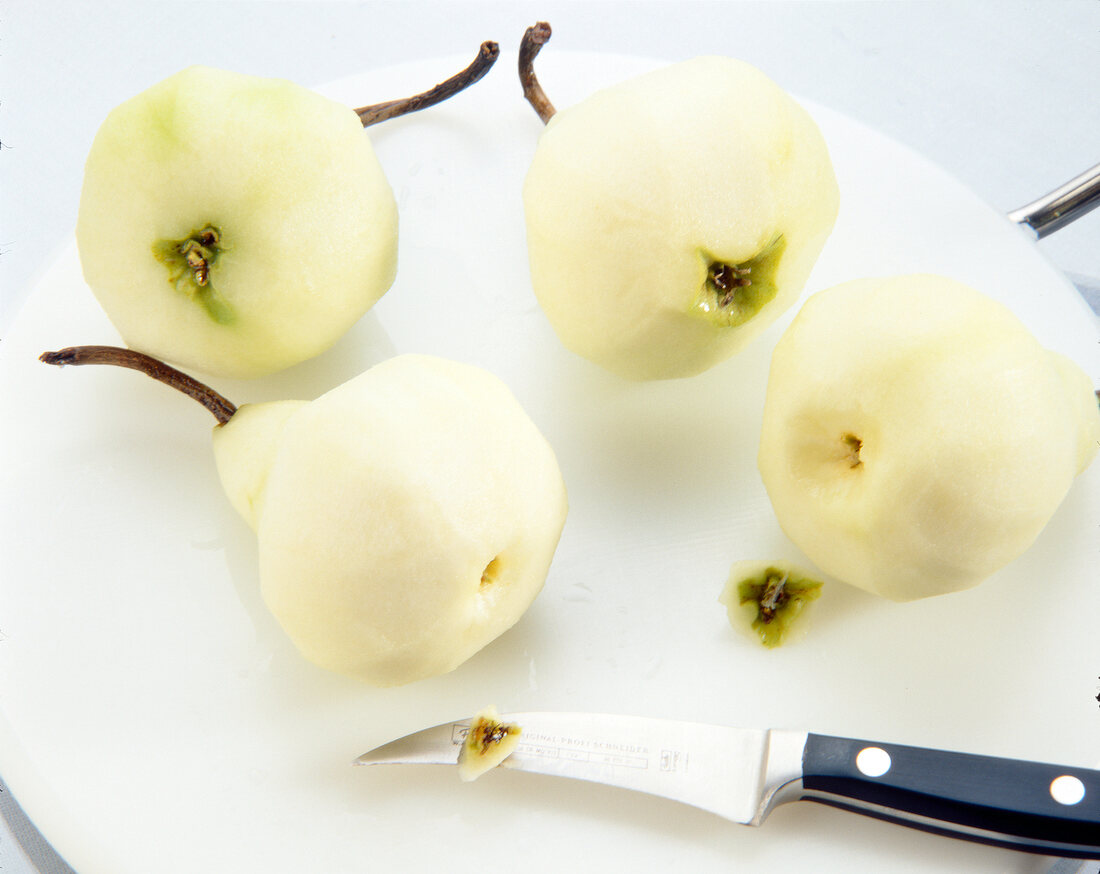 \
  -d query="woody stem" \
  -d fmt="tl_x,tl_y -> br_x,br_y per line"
519,22 -> 556,124
39,345 -> 238,426
356,40 -> 500,127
